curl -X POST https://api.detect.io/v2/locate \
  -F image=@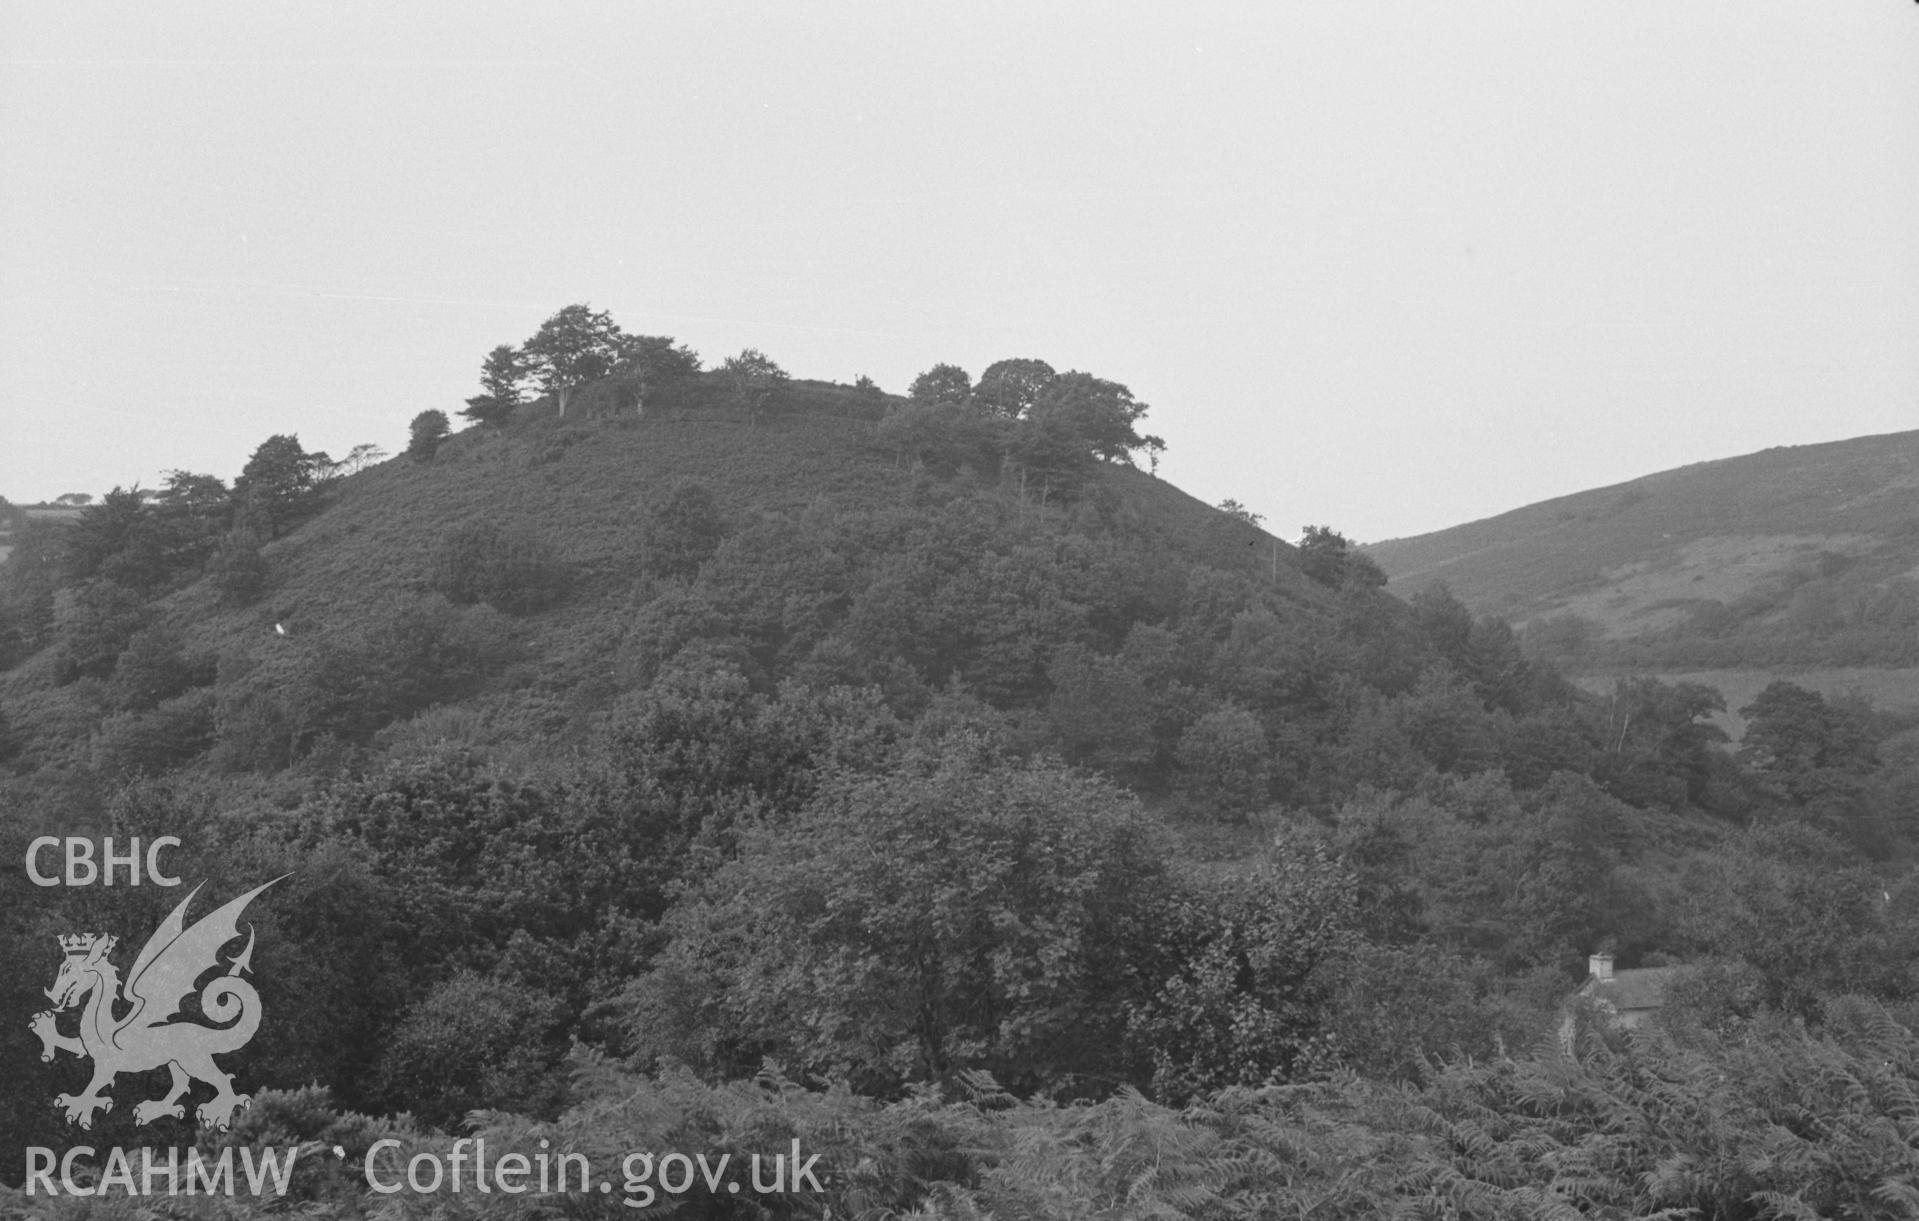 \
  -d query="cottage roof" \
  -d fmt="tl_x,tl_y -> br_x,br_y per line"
1582,966 -> 1686,1011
